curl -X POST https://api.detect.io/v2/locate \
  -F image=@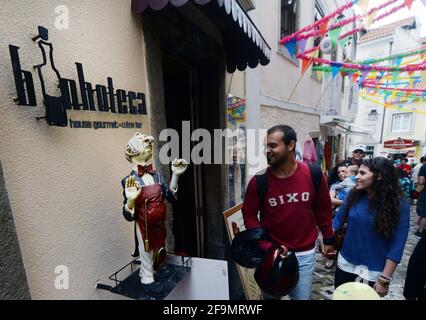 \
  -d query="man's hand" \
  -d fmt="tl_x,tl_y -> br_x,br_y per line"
171,159 -> 188,176
279,244 -> 289,258
323,245 -> 337,260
